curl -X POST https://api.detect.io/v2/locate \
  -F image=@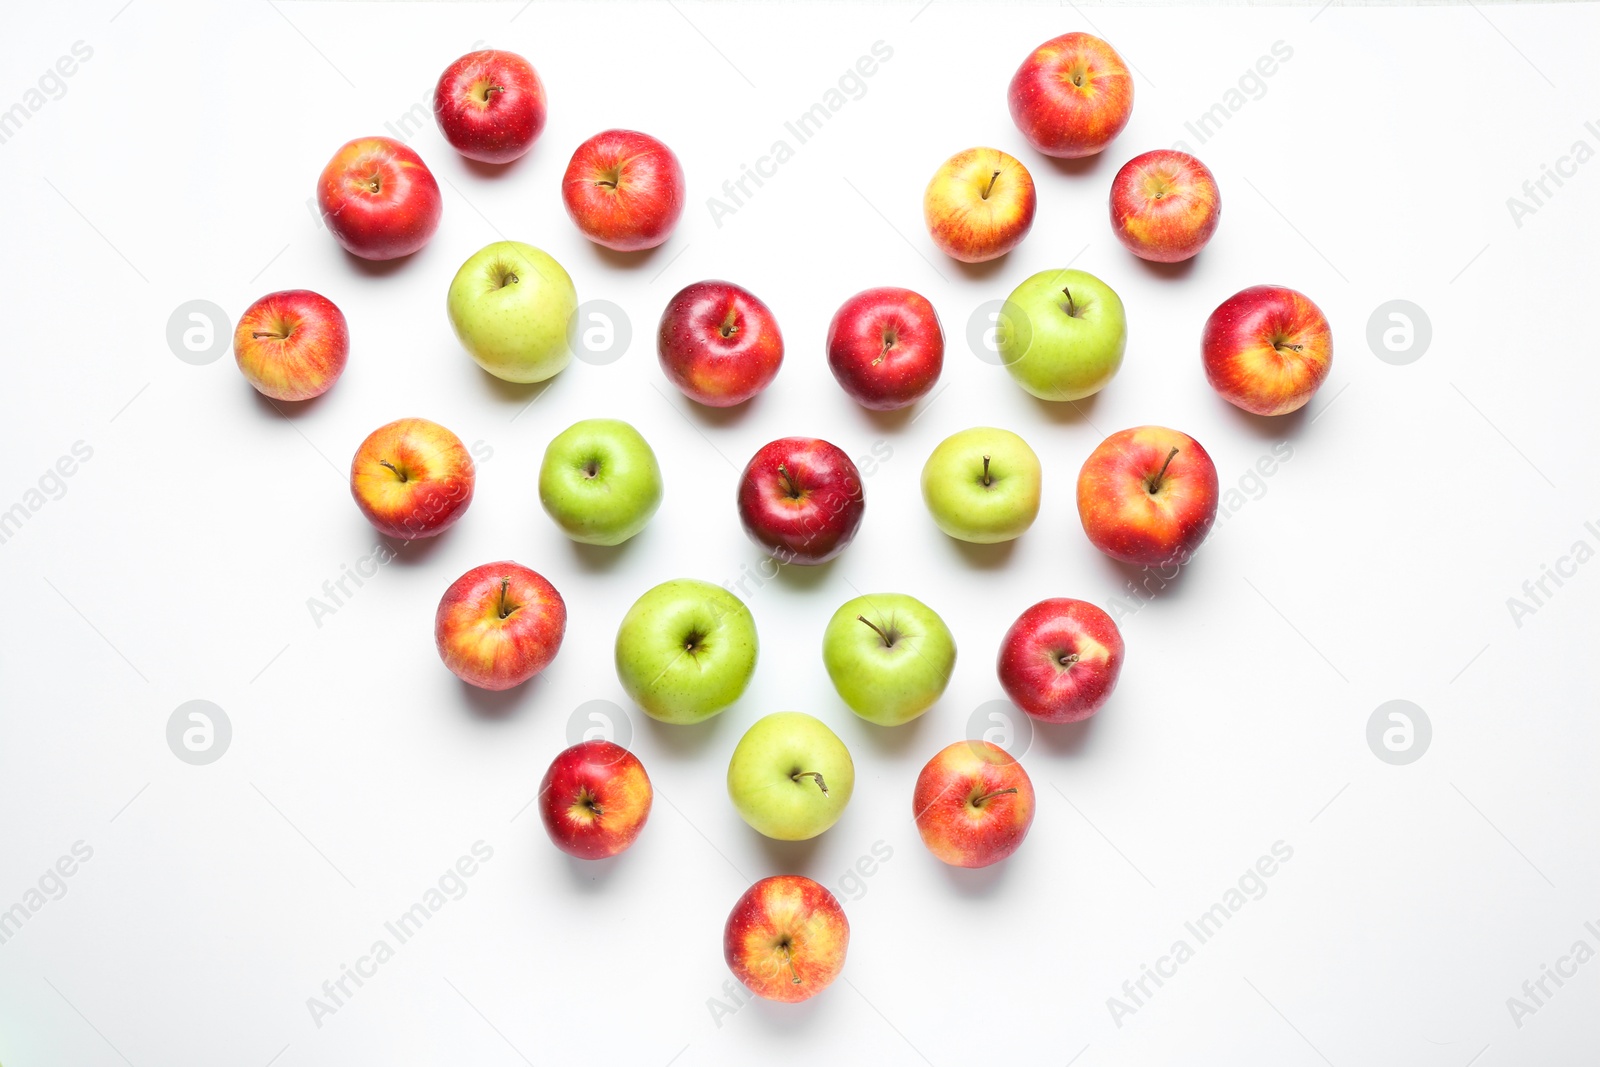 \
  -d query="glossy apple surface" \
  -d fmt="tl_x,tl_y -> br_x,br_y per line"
1077,426 -> 1219,567
1202,285 -> 1332,416
826,287 -> 943,410
1110,149 -> 1220,263
233,289 -> 347,401
538,740 -> 651,859
316,136 -> 442,260
657,280 -> 783,406
997,269 -> 1126,401
432,49 -> 546,164
997,598 -> 1125,723
539,418 -> 662,546
614,579 -> 758,724
562,129 -> 685,251
435,561 -> 566,690
923,147 -> 1036,263
913,741 -> 1035,867
447,240 -> 577,384
724,876 -> 849,1003
727,712 -> 854,840
737,437 -> 864,565
822,593 -> 956,726
349,418 -> 474,539
1008,32 -> 1133,158
921,427 -> 1041,544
